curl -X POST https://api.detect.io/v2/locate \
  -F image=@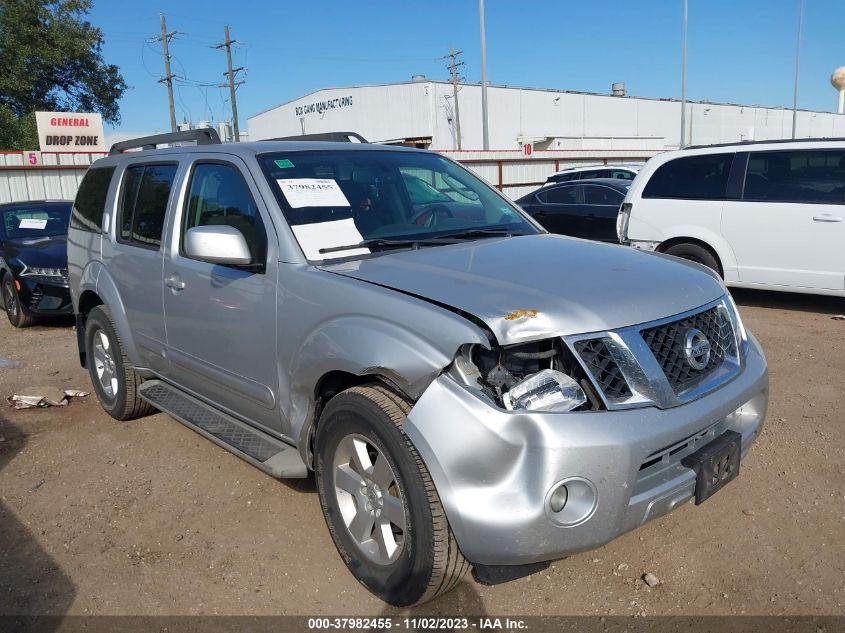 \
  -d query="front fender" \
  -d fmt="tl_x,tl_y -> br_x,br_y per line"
288,313 -> 489,460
